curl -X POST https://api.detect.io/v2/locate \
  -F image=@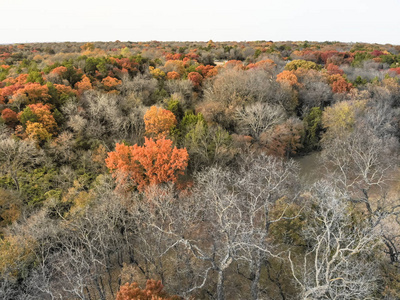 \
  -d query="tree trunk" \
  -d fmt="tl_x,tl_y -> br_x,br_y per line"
11,174 -> 19,191
216,269 -> 225,300
250,258 -> 261,300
